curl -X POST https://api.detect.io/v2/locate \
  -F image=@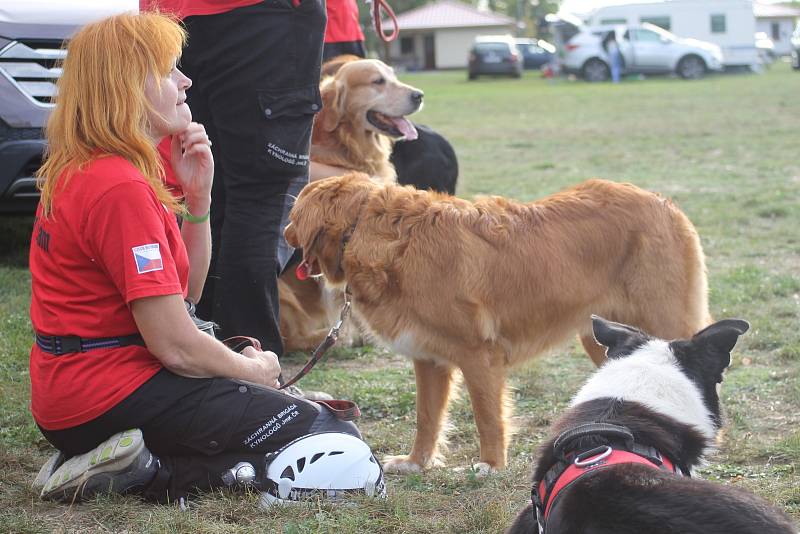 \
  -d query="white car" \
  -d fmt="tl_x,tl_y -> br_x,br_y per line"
562,23 -> 724,82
